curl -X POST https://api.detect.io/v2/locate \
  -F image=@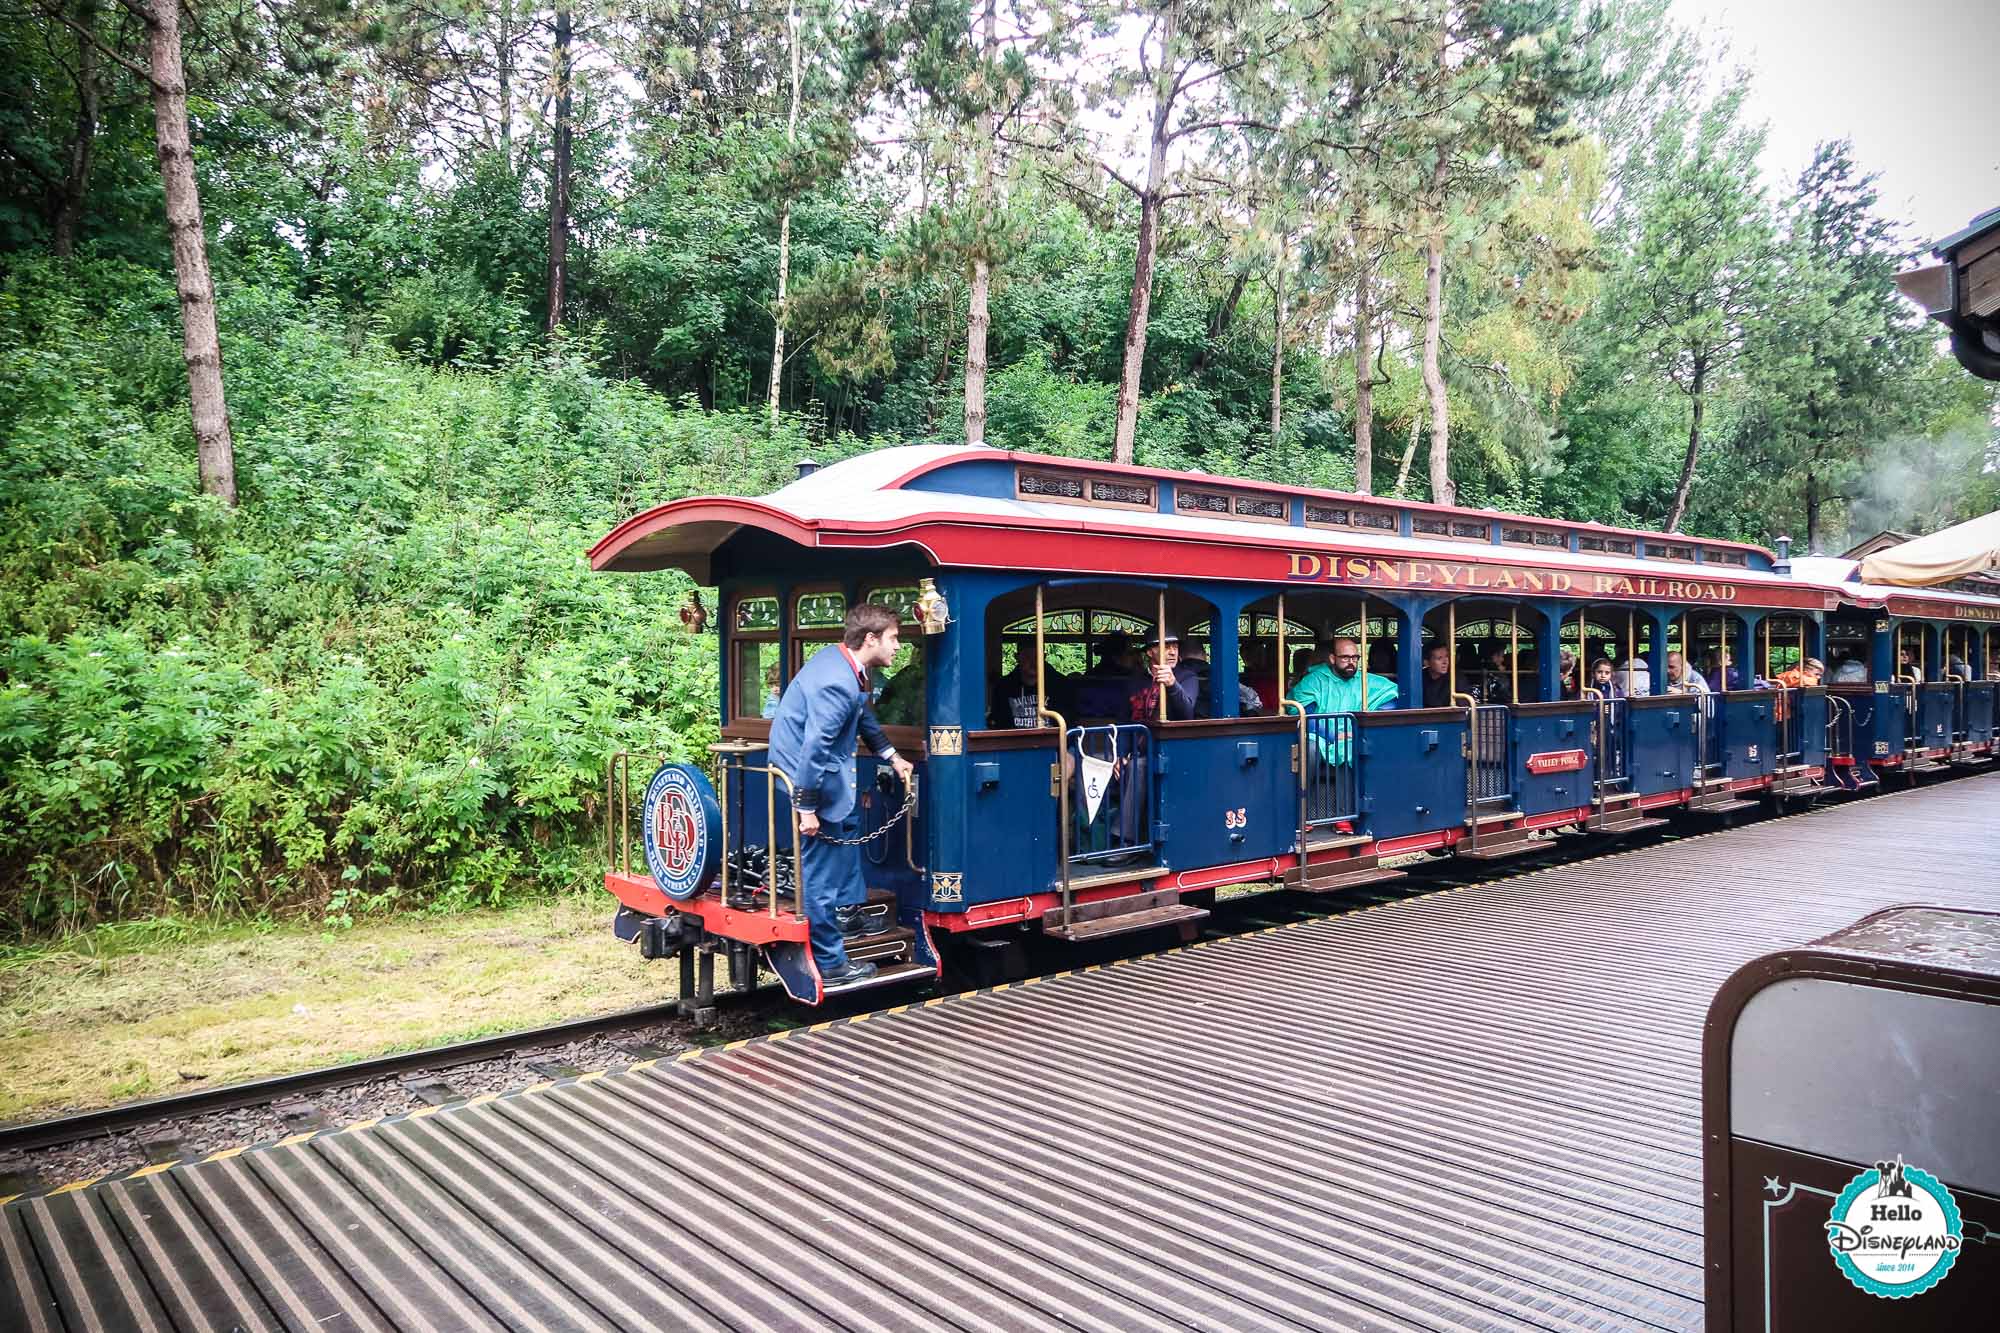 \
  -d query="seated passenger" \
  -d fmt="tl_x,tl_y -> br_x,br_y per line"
1289,638 -> 1398,716
1180,637 -> 1216,717
1703,651 -> 1745,691
1480,645 -> 1514,705
1126,633 -> 1199,722
1664,651 -> 1709,693
1773,657 -> 1825,690
1559,649 -> 1580,699
989,654 -> 1071,728
1241,640 -> 1280,716
1830,655 -> 1869,684
1616,657 -> 1651,698
1421,642 -> 1454,709
1070,632 -> 1137,719
759,661 -> 783,718
1589,657 -> 1617,696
